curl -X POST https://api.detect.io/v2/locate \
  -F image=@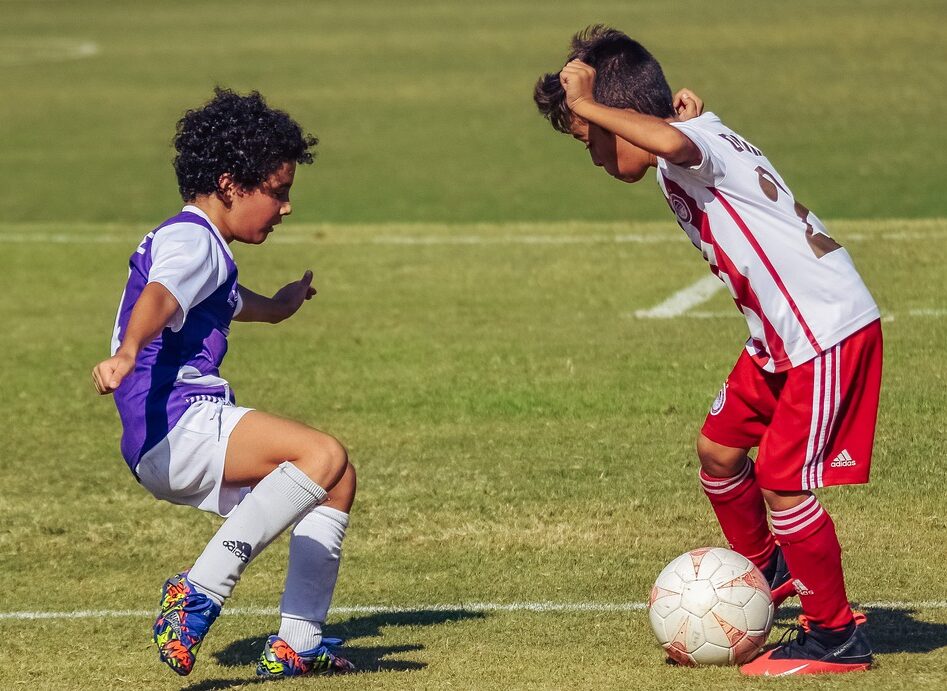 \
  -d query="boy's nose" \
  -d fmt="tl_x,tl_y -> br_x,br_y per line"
280,202 -> 292,216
